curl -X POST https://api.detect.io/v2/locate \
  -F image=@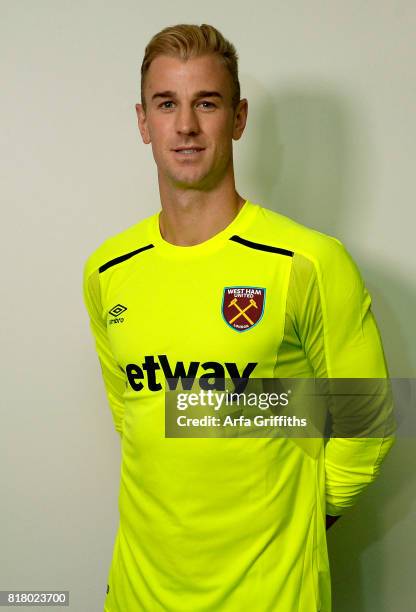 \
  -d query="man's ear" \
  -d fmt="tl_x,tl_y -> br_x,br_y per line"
135,103 -> 151,144
232,98 -> 248,141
